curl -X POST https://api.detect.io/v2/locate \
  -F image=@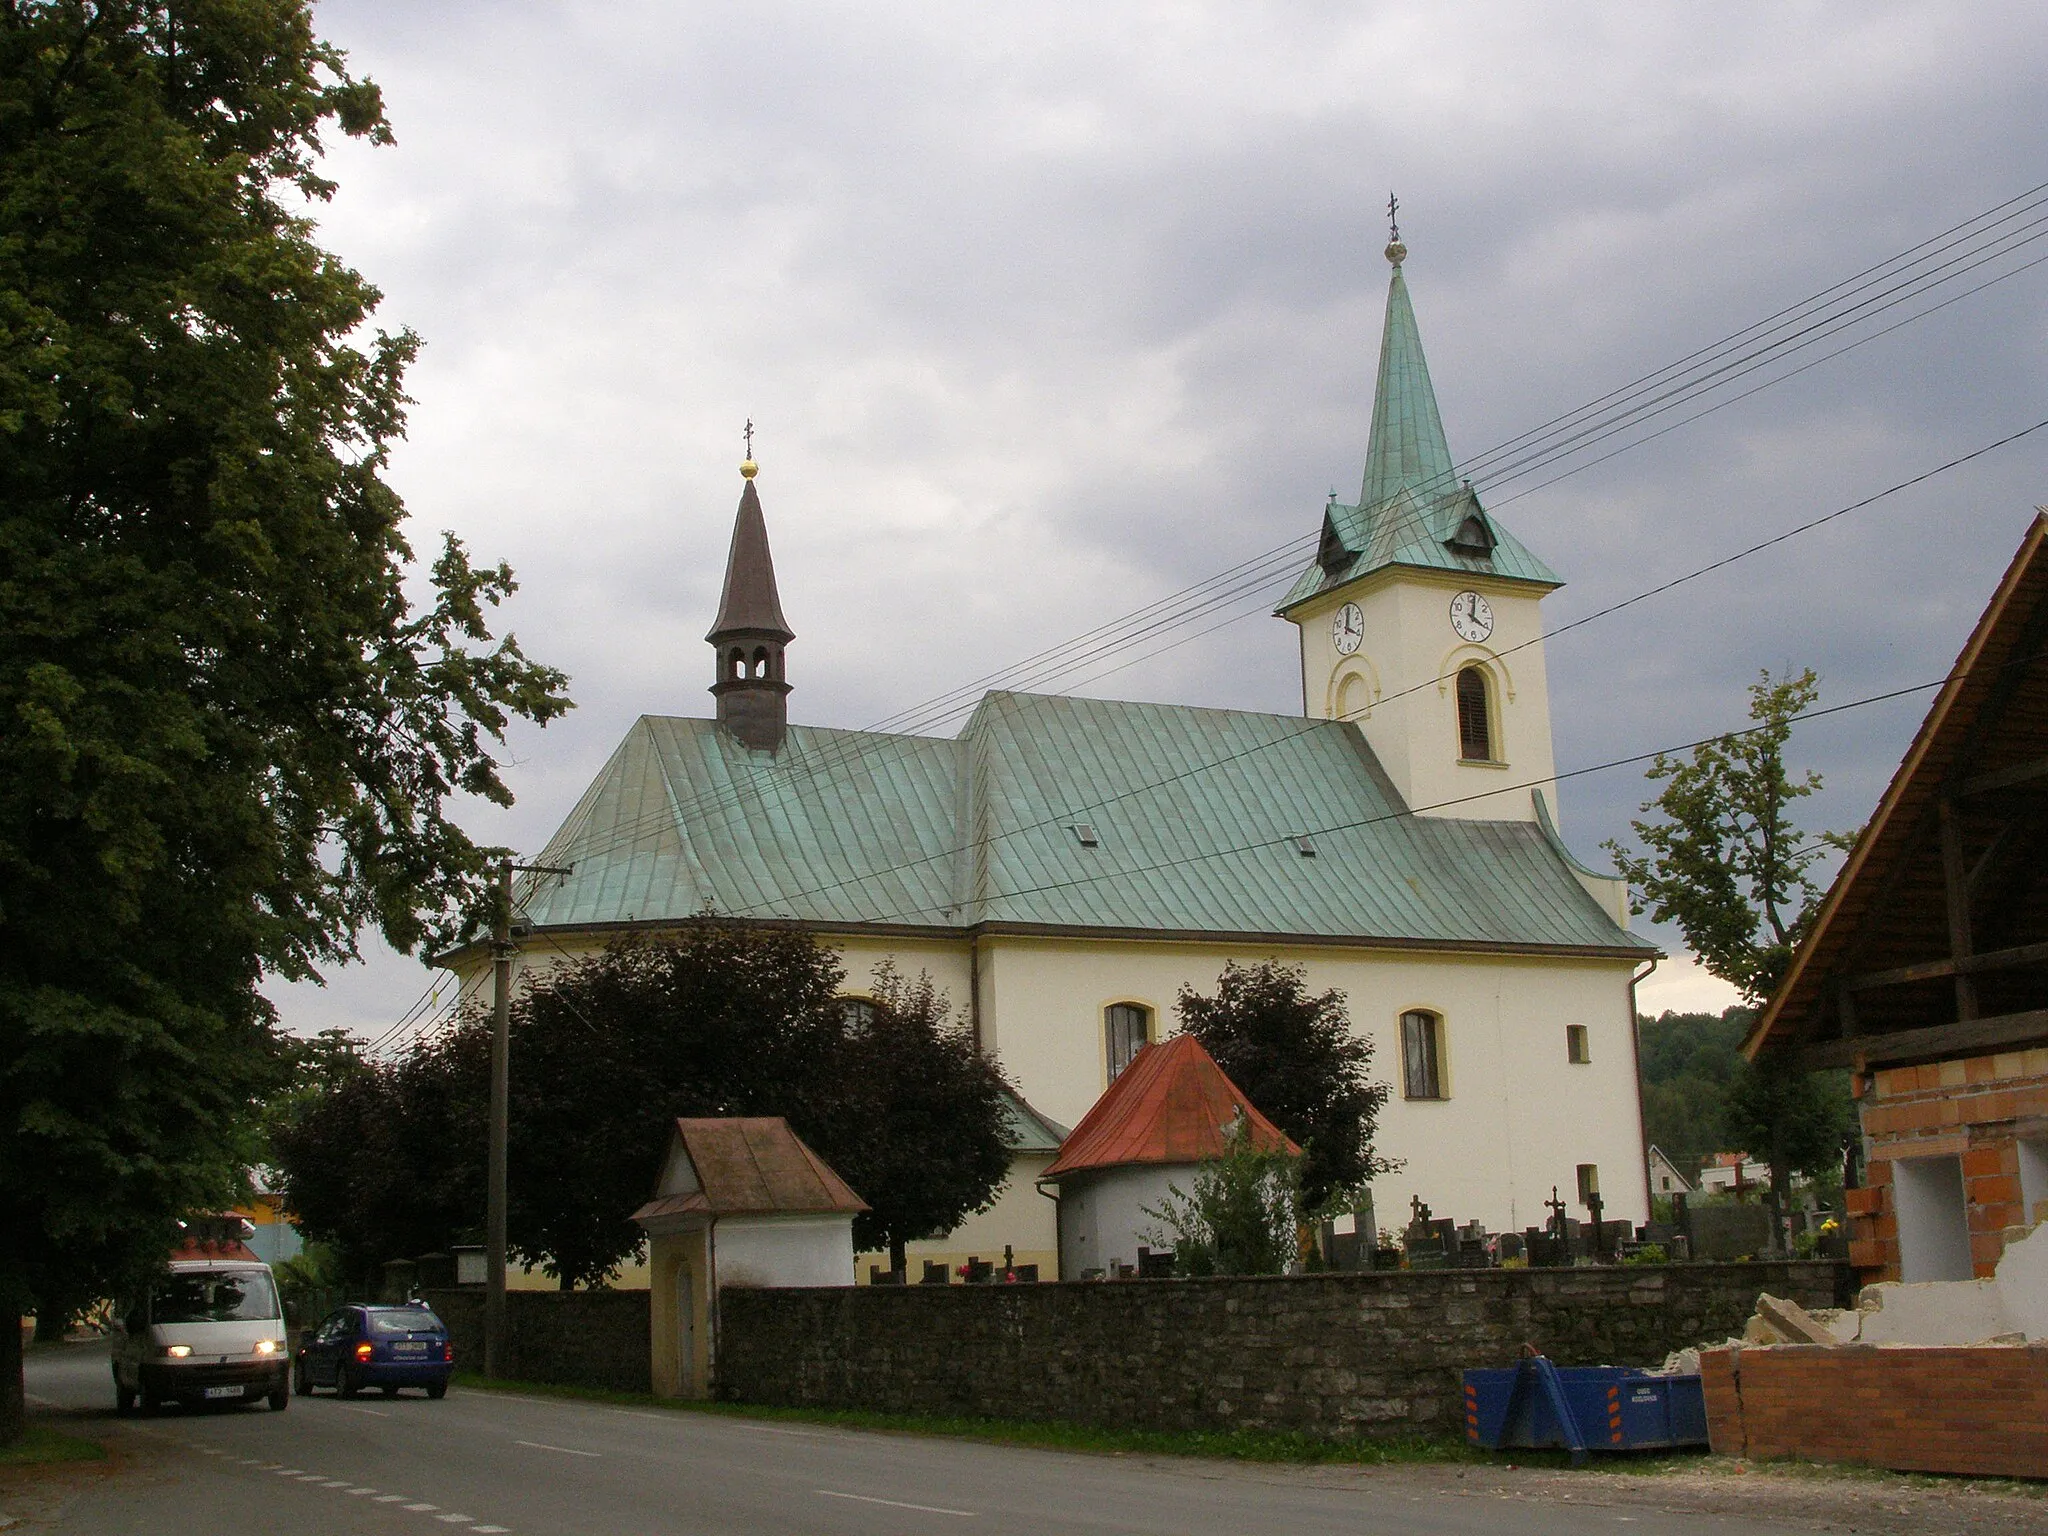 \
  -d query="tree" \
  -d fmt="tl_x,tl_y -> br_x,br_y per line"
1604,669 -> 1855,1245
271,926 -> 1014,1289
1174,961 -> 1392,1212
1142,1113 -> 1302,1276
1635,1007 -> 1752,1175
826,966 -> 1013,1274
0,3 -> 569,1442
